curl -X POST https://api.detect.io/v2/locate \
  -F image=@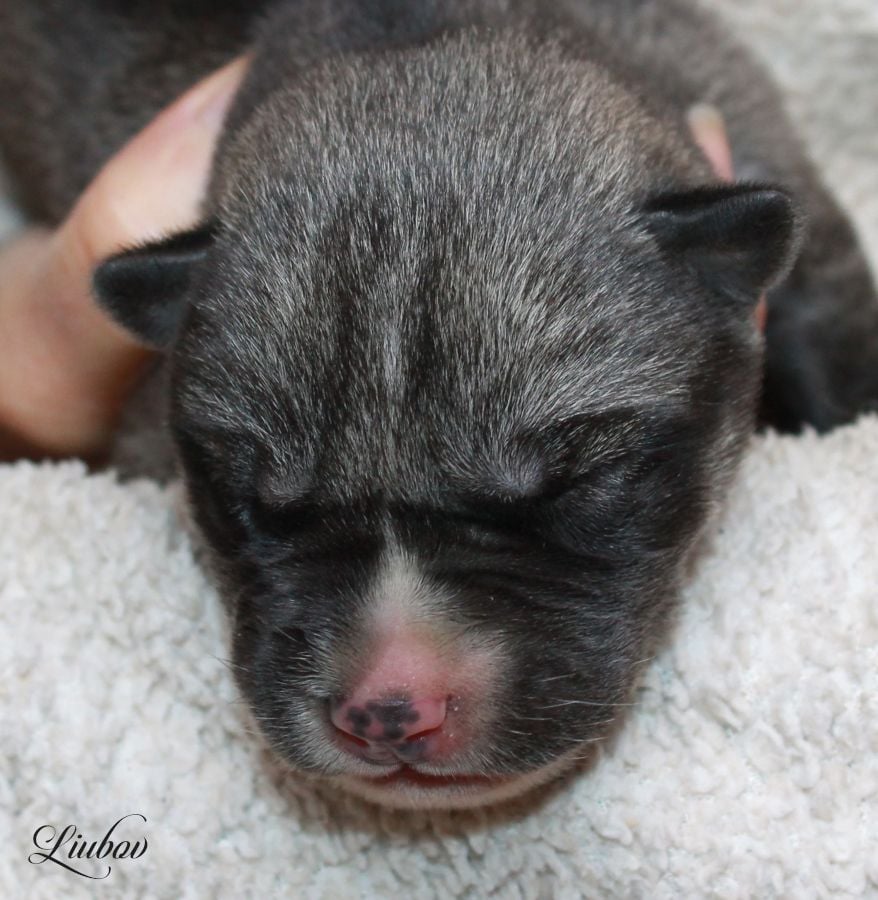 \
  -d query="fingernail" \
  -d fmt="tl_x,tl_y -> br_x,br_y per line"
157,55 -> 250,134
687,102 -> 735,182
687,102 -> 724,132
